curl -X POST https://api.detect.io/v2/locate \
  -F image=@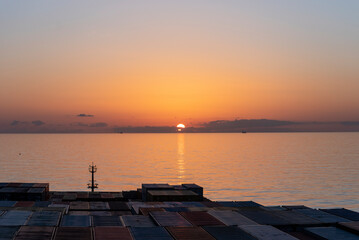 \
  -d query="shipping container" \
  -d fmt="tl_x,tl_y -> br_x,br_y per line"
0,183 -> 9,188
69,201 -> 90,211
7,183 -> 23,188
149,212 -> 192,227
54,227 -> 92,240
108,202 -> 130,211
20,183 -> 35,188
293,208 -> 350,224
129,202 -> 169,214
89,193 -> 101,200
0,210 -> 32,226
238,225 -> 298,240
320,208 -> 359,221
32,183 -> 49,192
289,231 -> 320,240
92,216 -> 122,226
146,190 -> 202,201
187,207 -> 211,212
26,211 -> 61,226
14,201 -> 34,207
0,187 -> 17,200
338,221 -> 359,235
121,215 -> 156,227
62,193 -> 77,201
60,215 -> 91,227
269,209 -> 322,226
236,209 -> 290,226
174,202 -> 204,208
179,212 -> 225,226
139,207 -> 165,216
130,227 -> 173,240
112,192 -> 124,199
27,188 -> 47,201
14,226 -> 54,240
48,204 -> 69,214
90,202 -> 110,210
164,207 -> 189,212
207,210 -> 258,226
122,191 -> 140,200
94,226 -> 133,240
0,201 -> 16,207
68,211 -> 90,215
142,184 -> 174,201
166,226 -> 215,240
261,206 -> 286,211
7,188 -> 29,201
76,192 -> 89,200
203,226 -> 252,240
181,184 -> 203,194
89,211 -> 113,216
111,211 -> 132,216
0,226 -> 20,240
33,201 -> 51,207
201,202 -> 221,208
100,193 -> 114,199
305,226 -> 359,240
